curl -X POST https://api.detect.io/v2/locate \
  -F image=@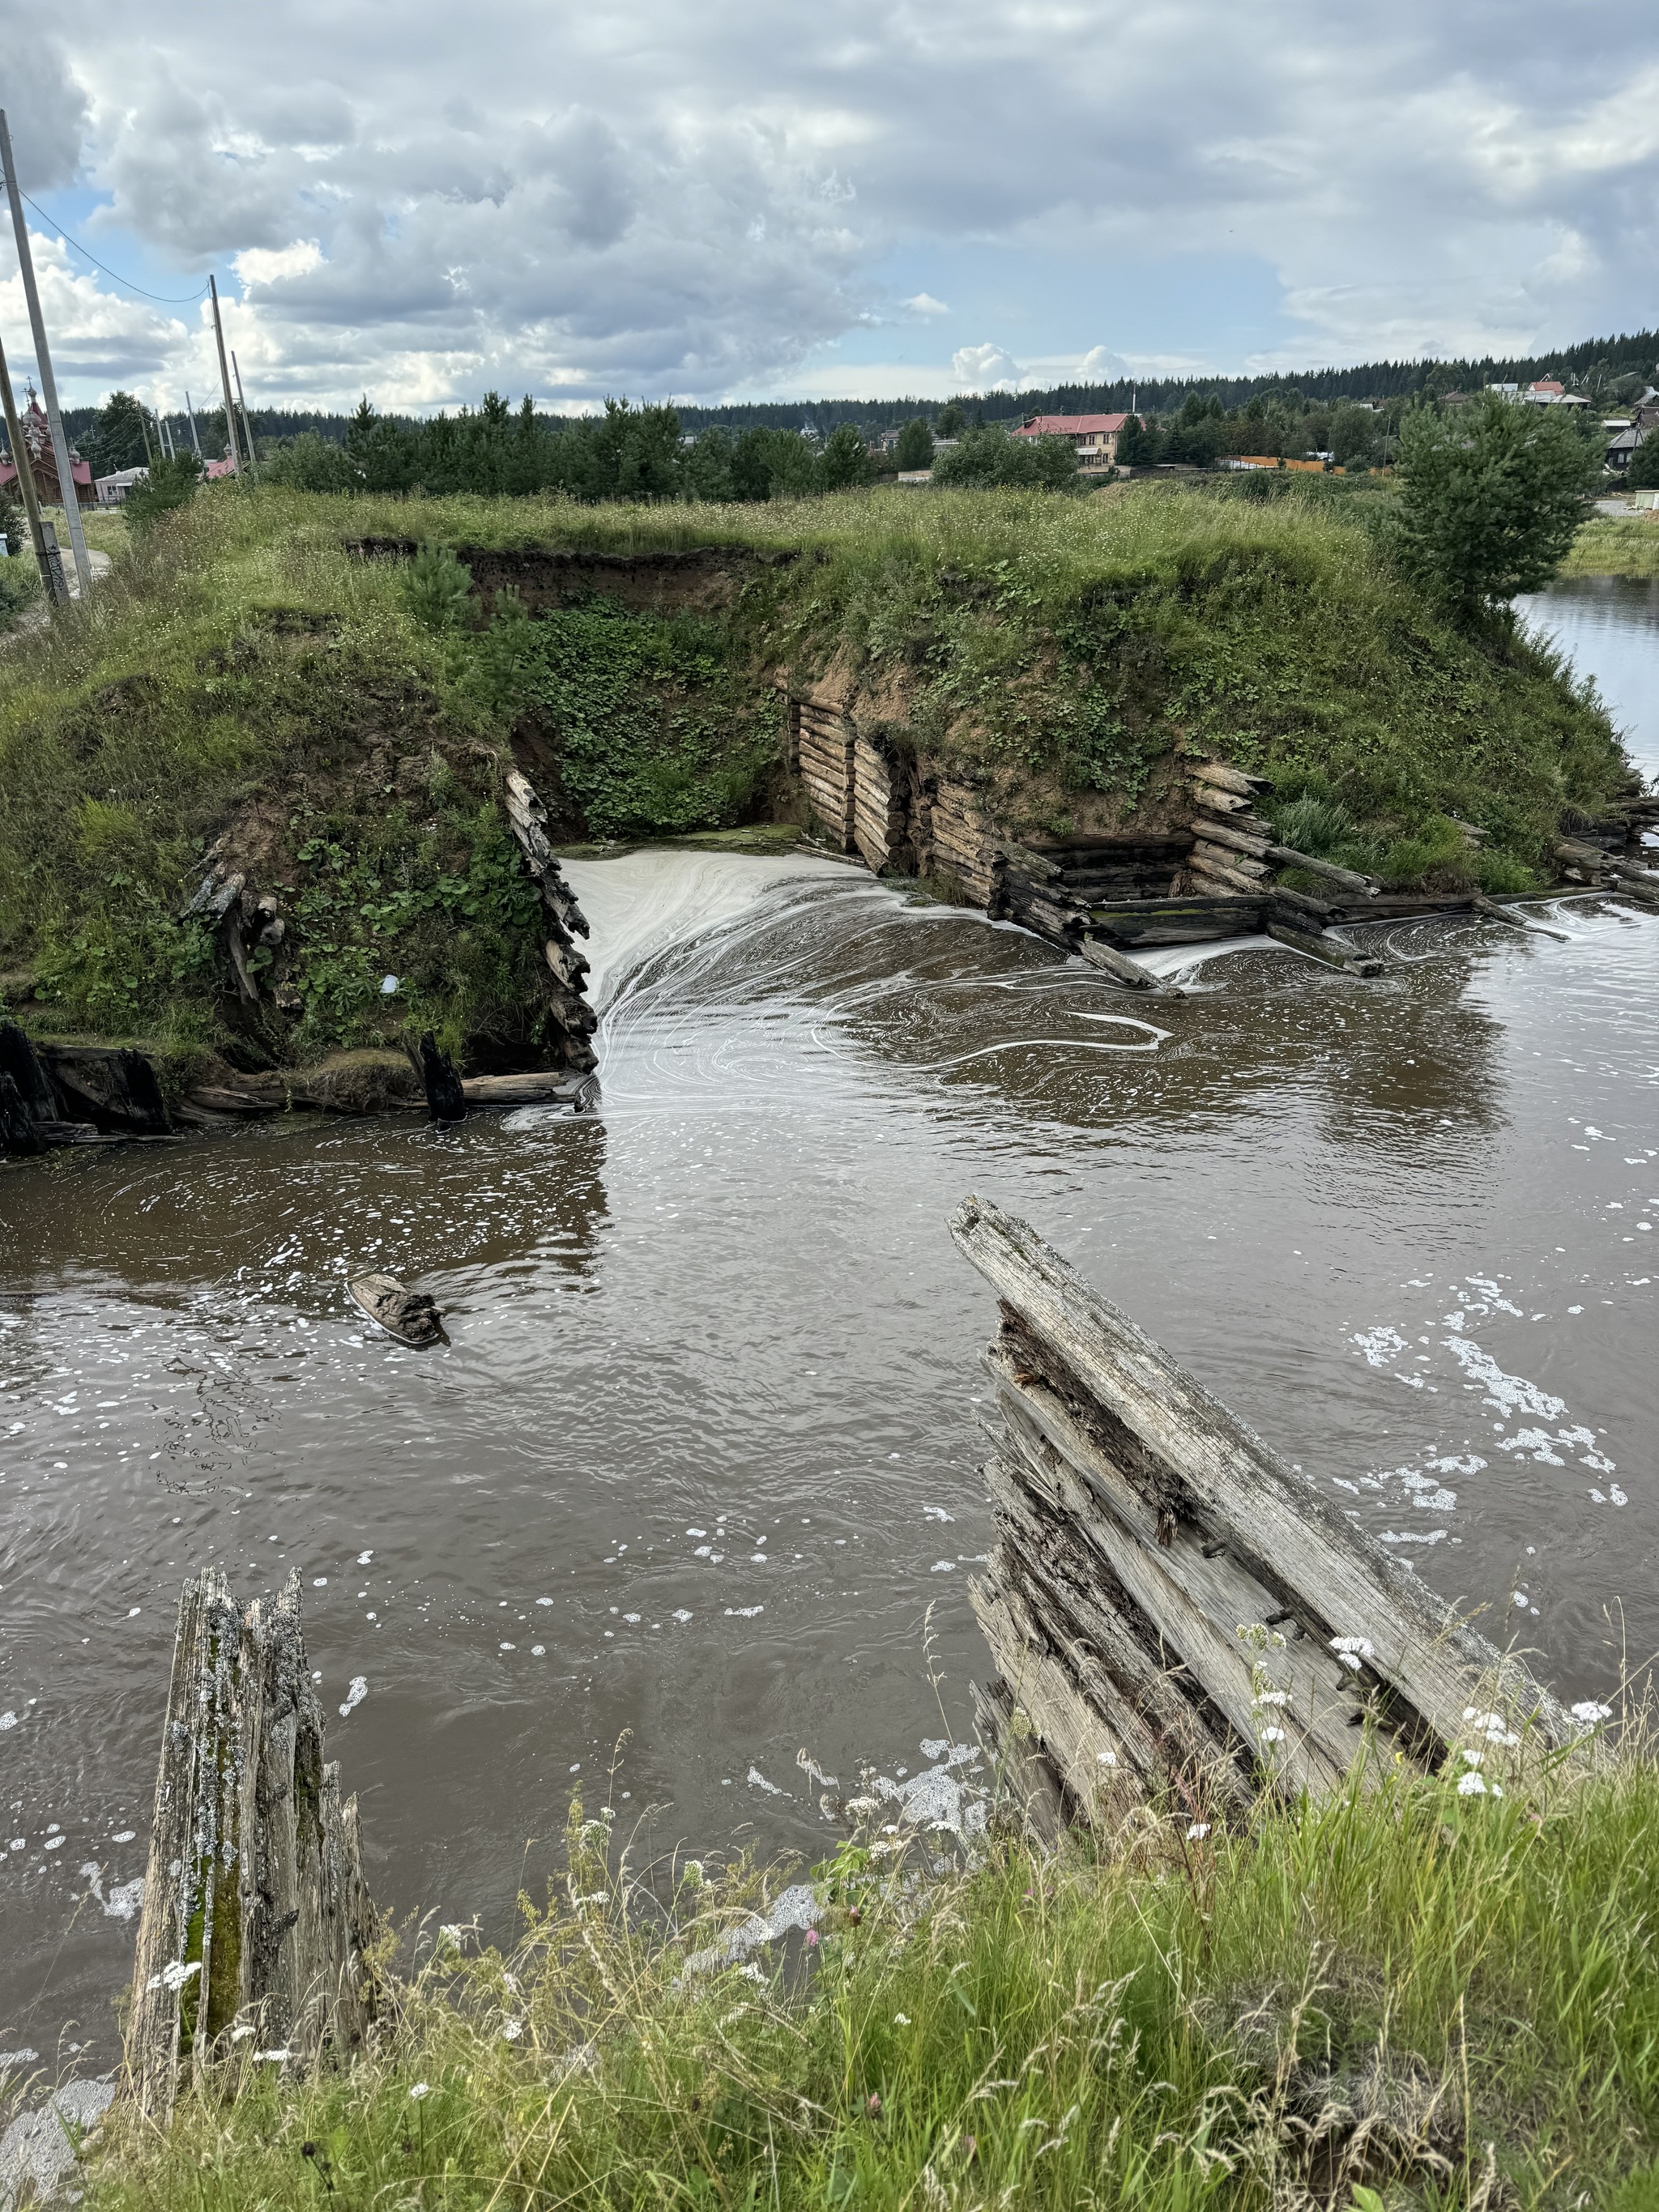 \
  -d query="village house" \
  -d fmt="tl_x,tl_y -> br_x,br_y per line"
1011,411 -> 1128,474
1606,424 -> 1648,473
95,467 -> 149,507
1519,379 -> 1591,407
